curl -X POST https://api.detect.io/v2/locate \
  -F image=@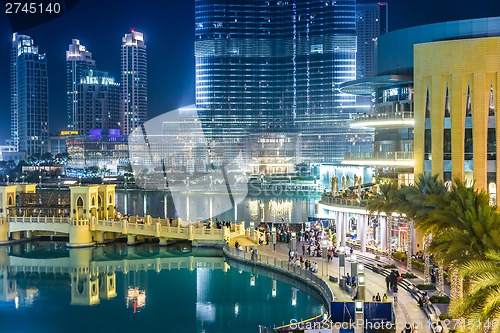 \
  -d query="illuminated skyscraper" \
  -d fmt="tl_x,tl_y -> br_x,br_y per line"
75,69 -> 121,134
121,31 -> 148,136
66,39 -> 96,131
356,2 -> 388,80
10,33 -> 49,155
195,0 -> 366,165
